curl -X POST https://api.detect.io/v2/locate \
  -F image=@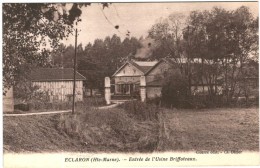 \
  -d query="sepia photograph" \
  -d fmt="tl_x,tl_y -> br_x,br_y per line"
2,1 -> 259,167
